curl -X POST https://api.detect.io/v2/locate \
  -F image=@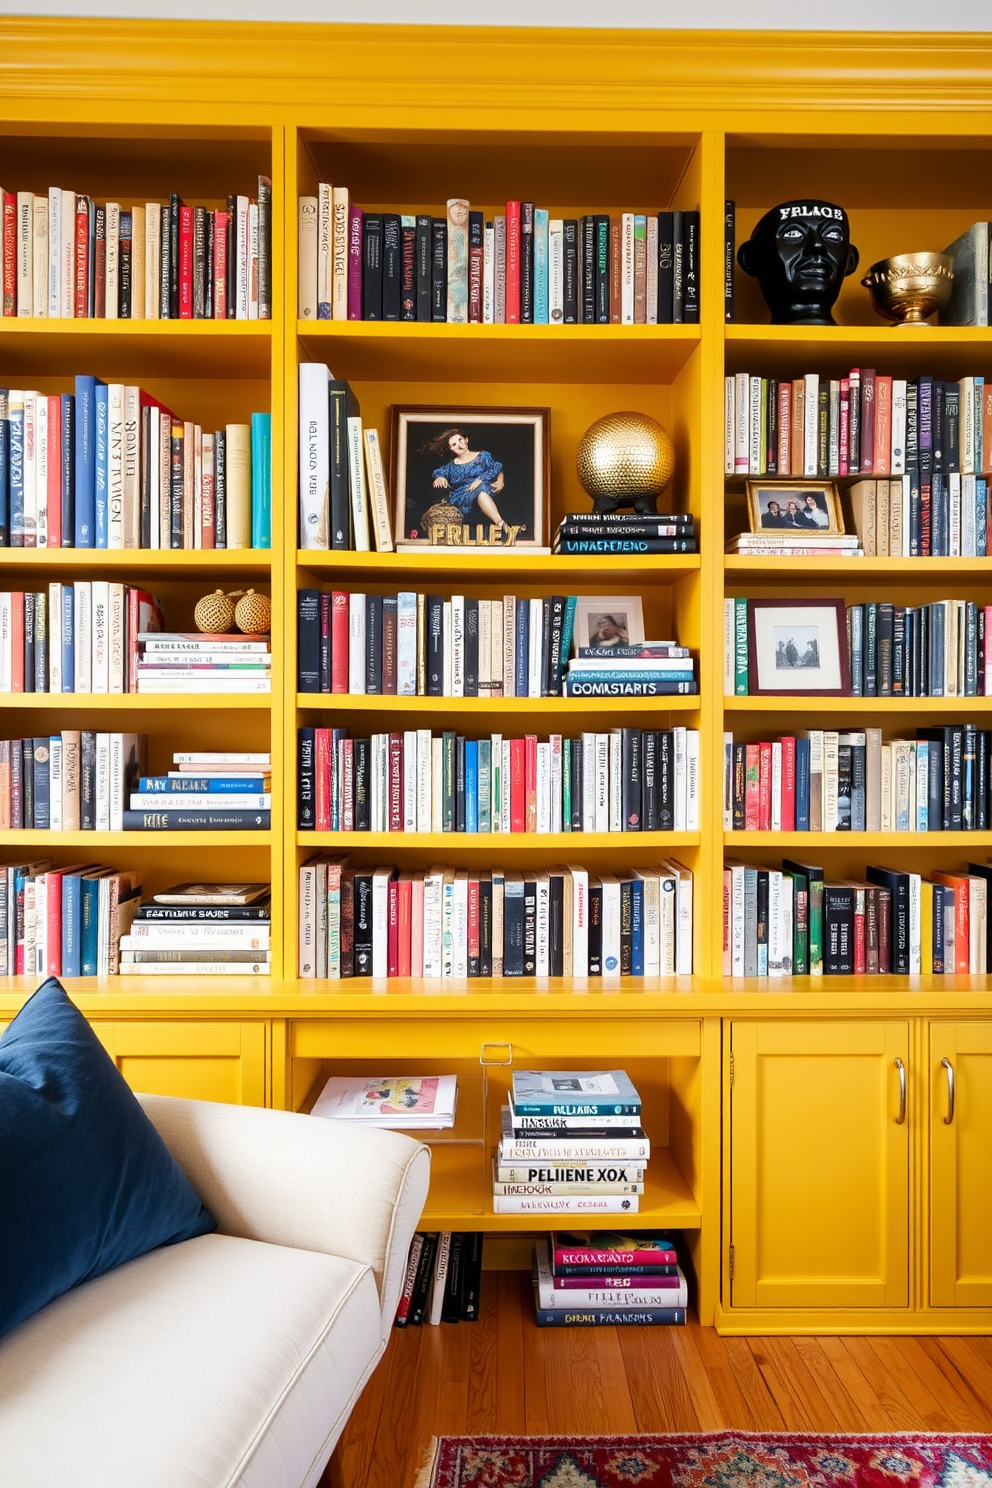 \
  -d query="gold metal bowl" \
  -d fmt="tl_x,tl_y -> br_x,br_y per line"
860,252 -> 954,326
